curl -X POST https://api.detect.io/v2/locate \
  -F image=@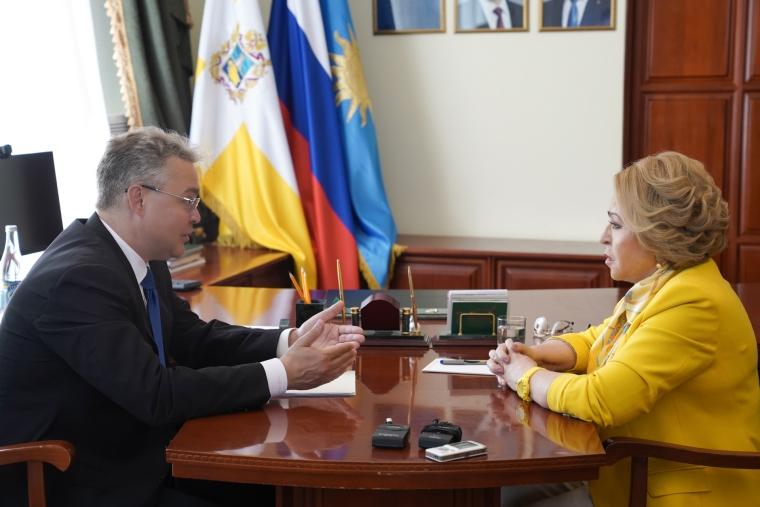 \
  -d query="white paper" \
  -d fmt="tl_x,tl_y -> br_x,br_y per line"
276,370 -> 356,398
422,358 -> 495,376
